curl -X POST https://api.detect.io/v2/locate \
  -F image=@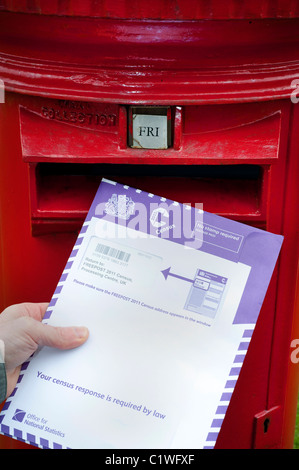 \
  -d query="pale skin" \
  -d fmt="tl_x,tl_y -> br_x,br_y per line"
0,302 -> 89,398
